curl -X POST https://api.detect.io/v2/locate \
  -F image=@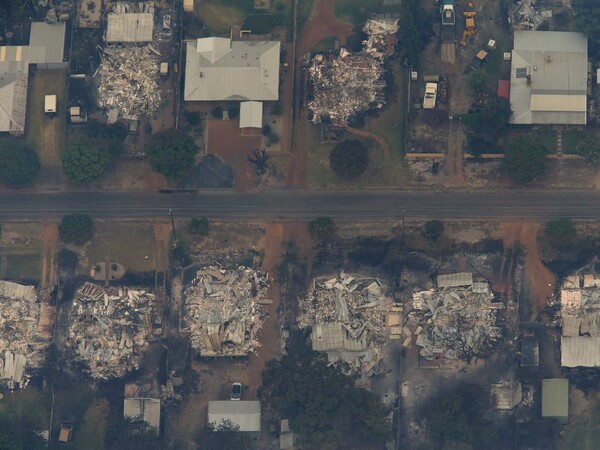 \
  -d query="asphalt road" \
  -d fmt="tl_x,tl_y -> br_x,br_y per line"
0,189 -> 599,220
